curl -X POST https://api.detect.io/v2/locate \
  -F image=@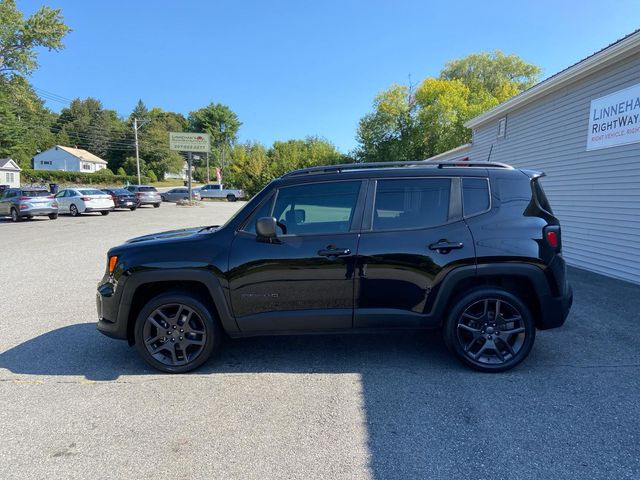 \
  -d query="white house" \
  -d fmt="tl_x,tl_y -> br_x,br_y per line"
32,145 -> 108,173
165,161 -> 193,181
0,158 -> 21,187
